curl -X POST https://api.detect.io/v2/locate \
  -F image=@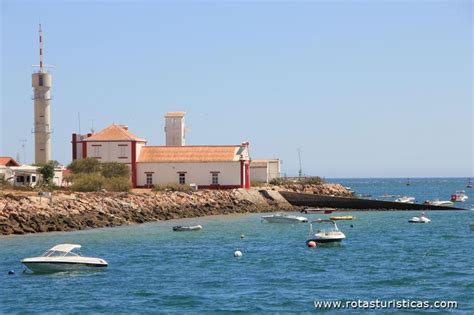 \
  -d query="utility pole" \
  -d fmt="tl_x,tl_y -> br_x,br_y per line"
298,148 -> 303,178
18,139 -> 27,164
